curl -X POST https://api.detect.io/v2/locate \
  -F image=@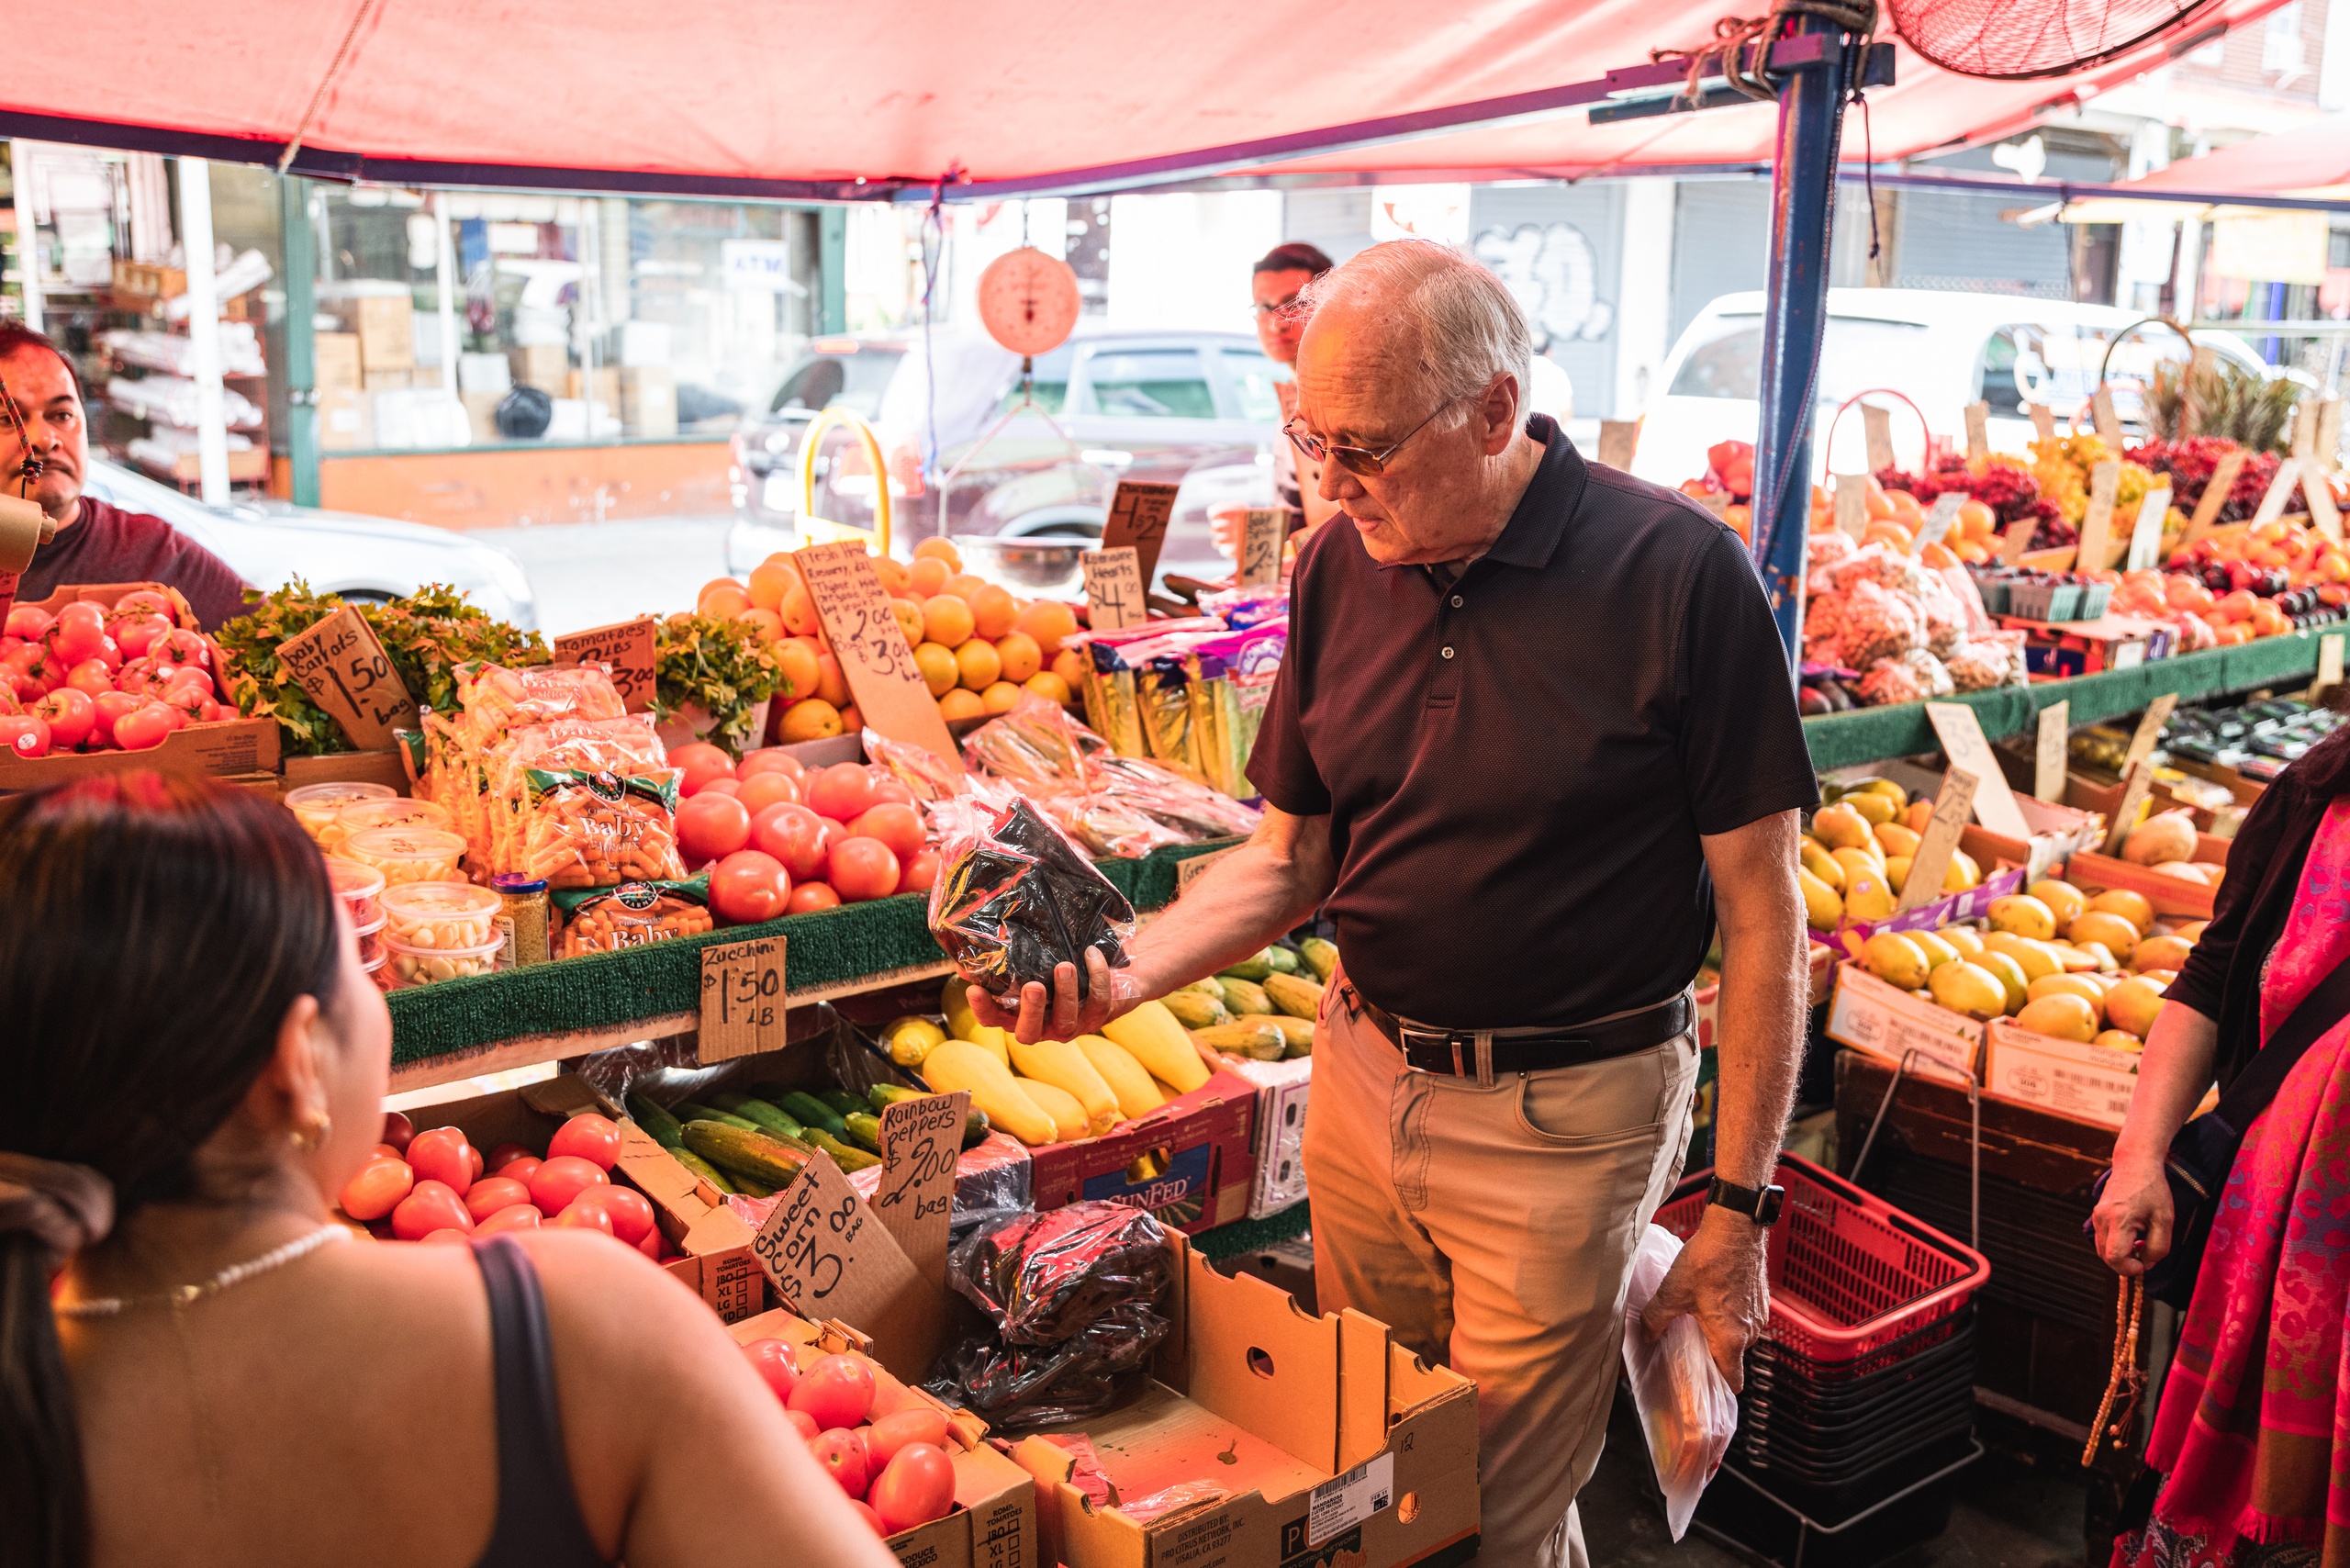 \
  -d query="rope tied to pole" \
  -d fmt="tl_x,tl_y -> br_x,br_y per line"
1653,0 -> 1879,107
